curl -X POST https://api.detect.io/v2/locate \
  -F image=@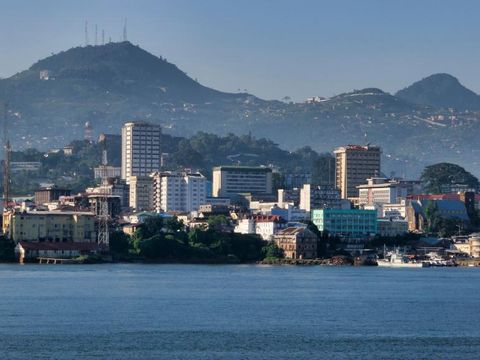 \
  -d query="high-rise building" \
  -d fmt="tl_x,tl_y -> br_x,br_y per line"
212,166 -> 272,198
151,171 -> 206,213
121,121 -> 162,184
129,176 -> 153,211
334,145 -> 381,199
